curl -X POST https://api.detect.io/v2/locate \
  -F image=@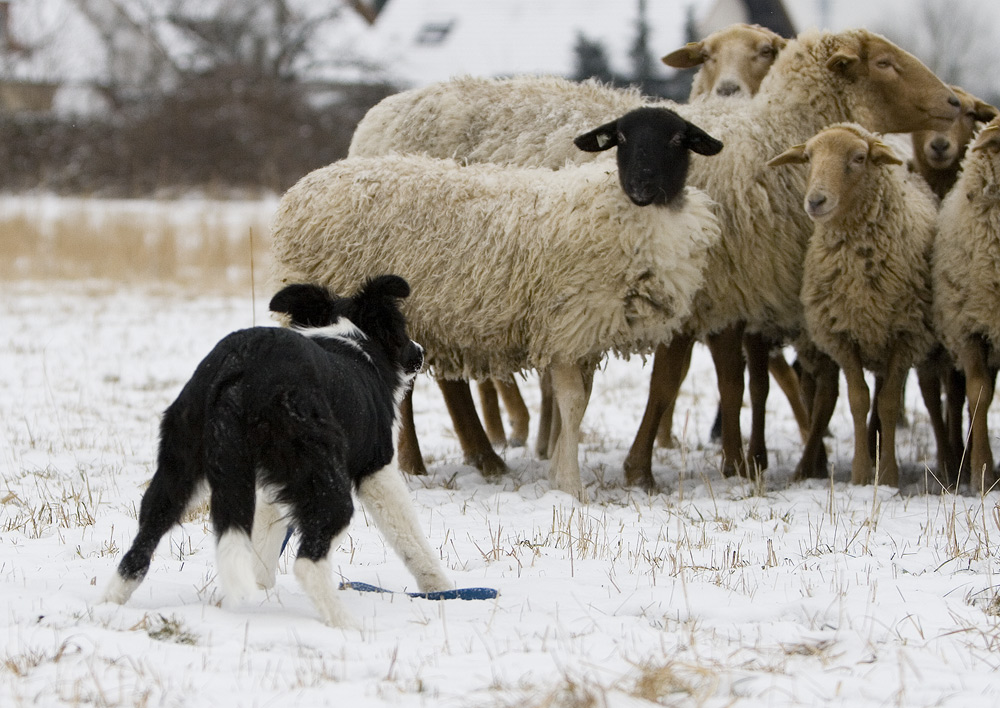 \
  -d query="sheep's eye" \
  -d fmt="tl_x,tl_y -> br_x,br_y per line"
669,133 -> 683,147
617,131 -> 626,145
875,58 -> 894,70
759,46 -> 775,59
852,153 -> 867,165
